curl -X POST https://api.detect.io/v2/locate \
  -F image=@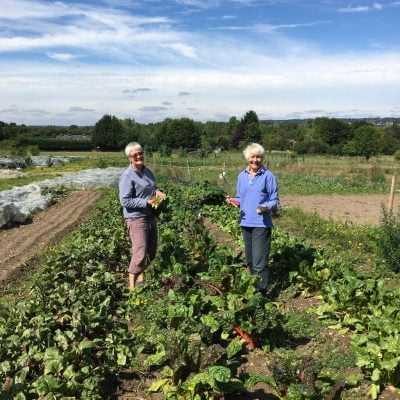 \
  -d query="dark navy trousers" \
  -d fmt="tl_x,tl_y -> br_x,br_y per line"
241,226 -> 271,291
